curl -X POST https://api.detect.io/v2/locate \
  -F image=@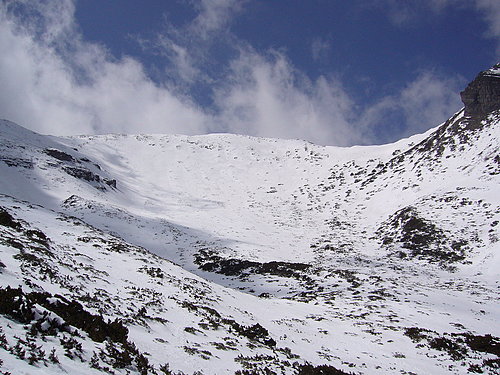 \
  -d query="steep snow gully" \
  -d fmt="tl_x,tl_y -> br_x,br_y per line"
0,65 -> 499,374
